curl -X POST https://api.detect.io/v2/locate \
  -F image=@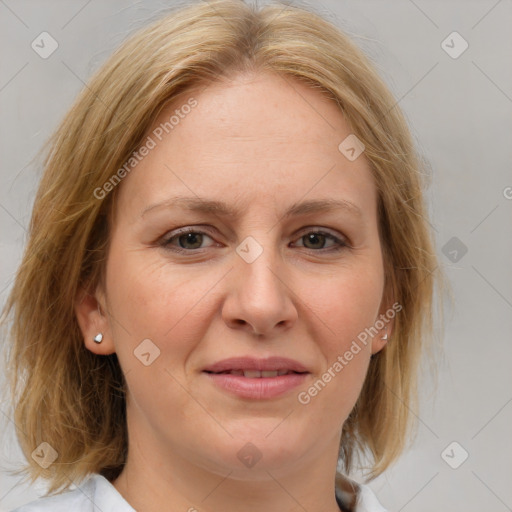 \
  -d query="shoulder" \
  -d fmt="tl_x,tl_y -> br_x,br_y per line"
9,474 -> 135,512
354,482 -> 389,512
9,479 -> 94,512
